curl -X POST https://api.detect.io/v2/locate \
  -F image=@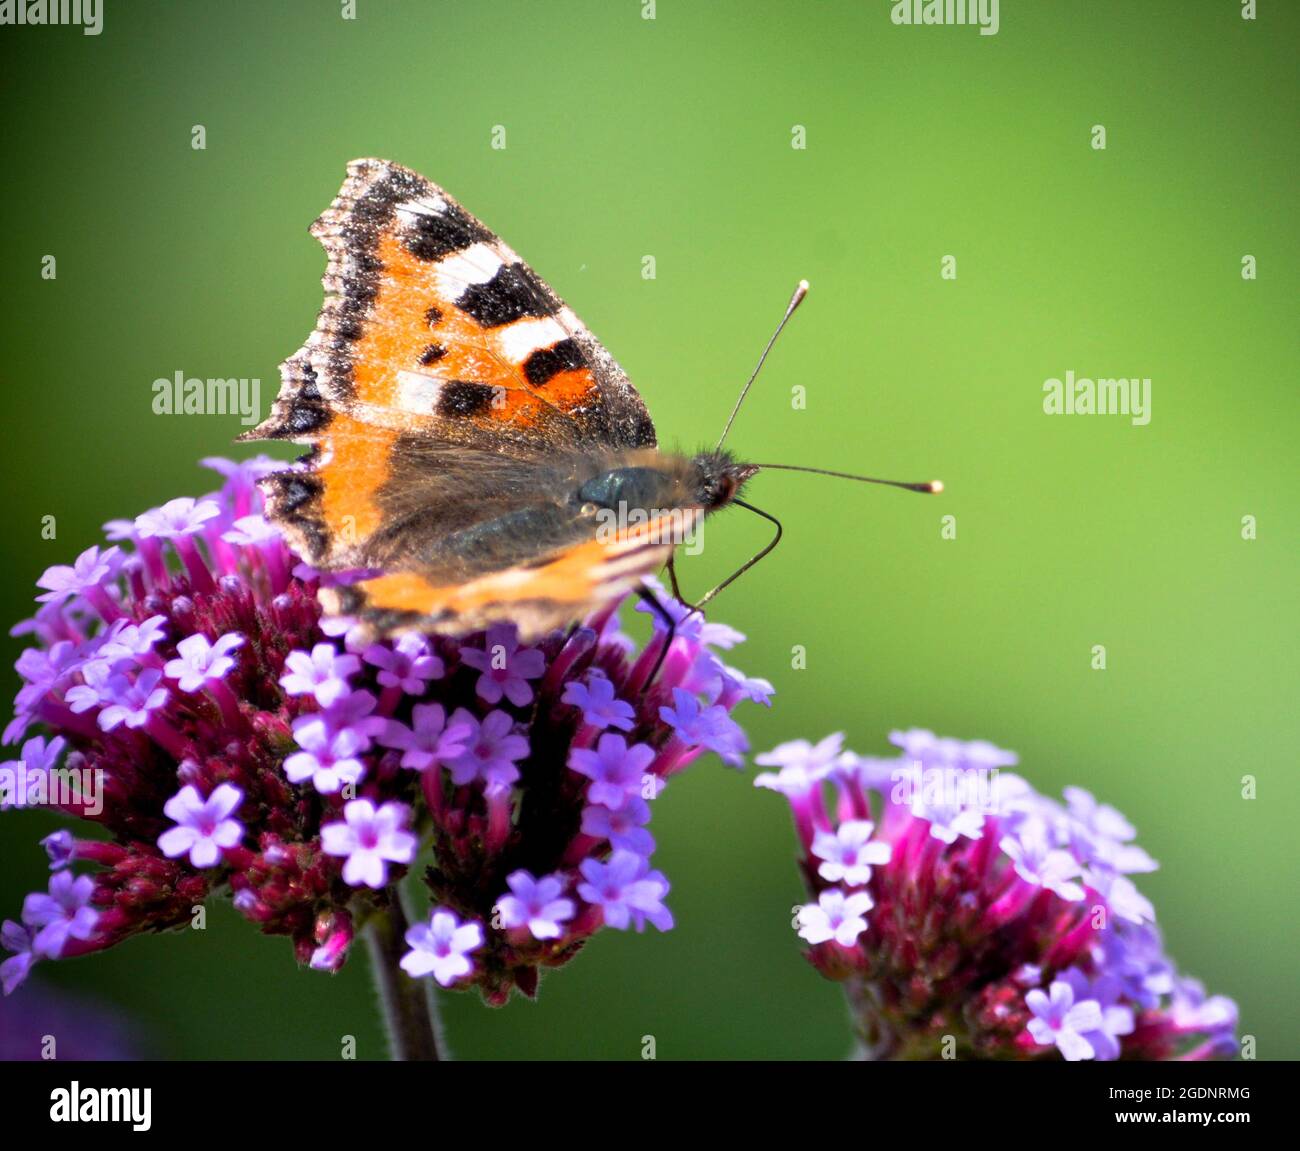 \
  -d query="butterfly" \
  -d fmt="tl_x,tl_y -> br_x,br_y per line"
241,159 -> 938,641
